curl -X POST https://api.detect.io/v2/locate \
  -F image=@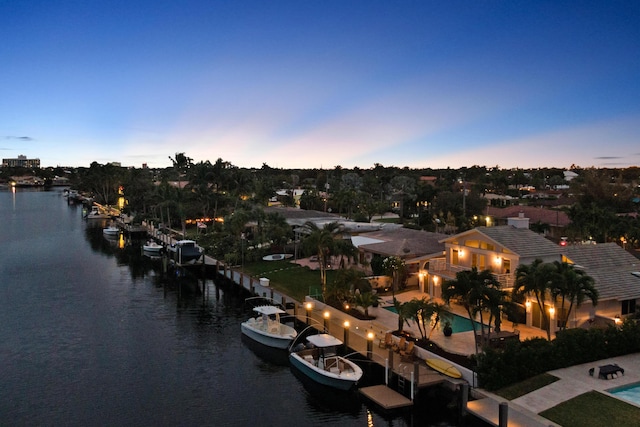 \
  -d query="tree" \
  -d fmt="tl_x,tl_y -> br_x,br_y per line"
300,221 -> 345,300
551,261 -> 598,329
402,297 -> 451,341
442,267 -> 497,353
513,259 -> 556,340
353,292 -> 380,317
382,256 -> 406,294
